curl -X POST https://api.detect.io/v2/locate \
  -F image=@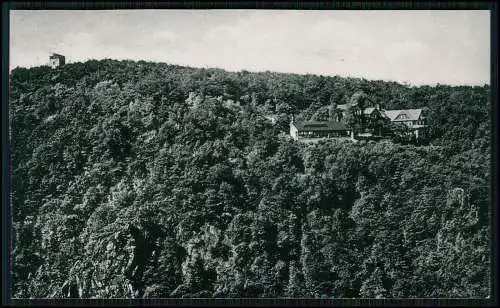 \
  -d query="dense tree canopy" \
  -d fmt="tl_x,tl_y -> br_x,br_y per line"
10,59 -> 491,298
